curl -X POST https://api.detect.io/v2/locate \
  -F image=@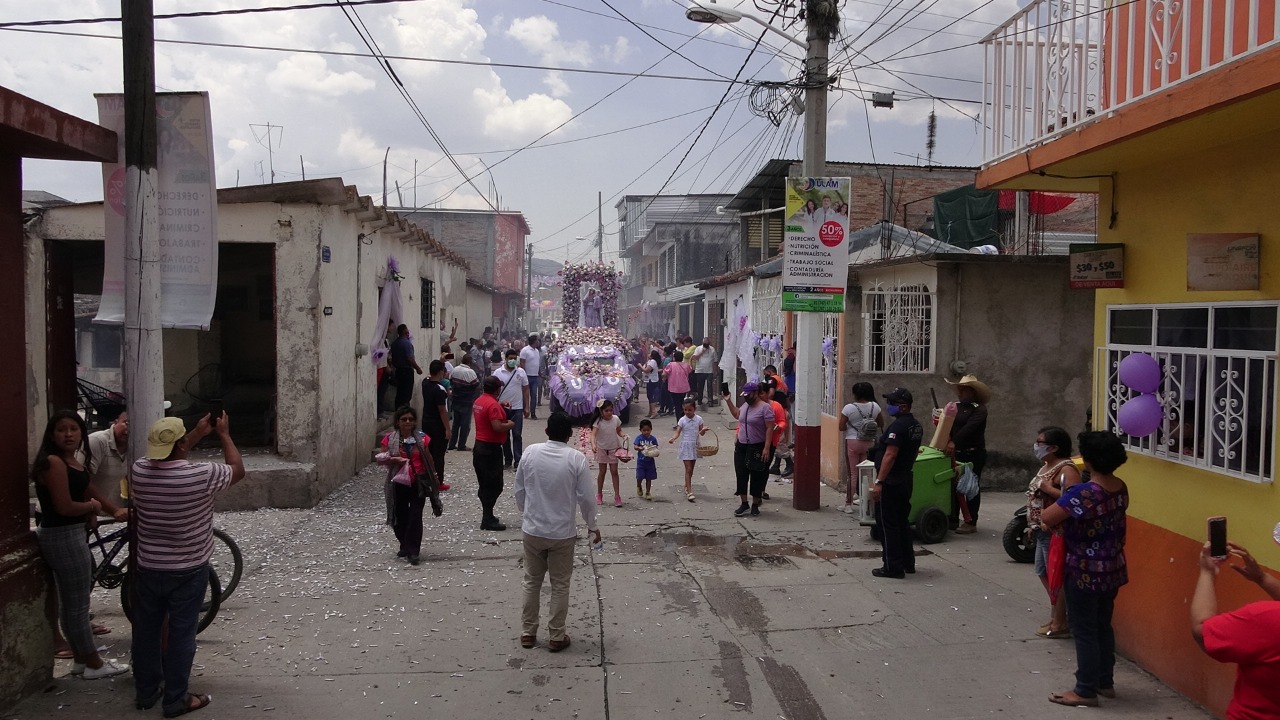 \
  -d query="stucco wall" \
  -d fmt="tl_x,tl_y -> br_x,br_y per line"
845,257 -> 1093,490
